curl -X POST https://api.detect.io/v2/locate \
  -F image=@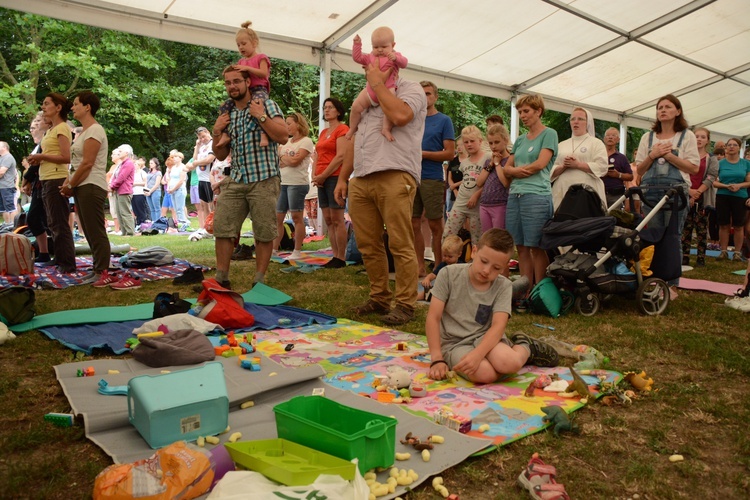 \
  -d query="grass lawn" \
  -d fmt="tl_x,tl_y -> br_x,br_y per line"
1,220 -> 748,499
